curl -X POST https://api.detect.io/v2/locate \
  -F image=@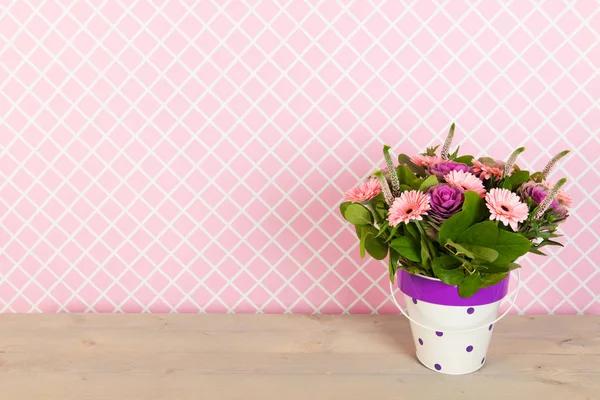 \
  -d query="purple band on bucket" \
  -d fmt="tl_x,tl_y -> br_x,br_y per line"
398,270 -> 510,306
